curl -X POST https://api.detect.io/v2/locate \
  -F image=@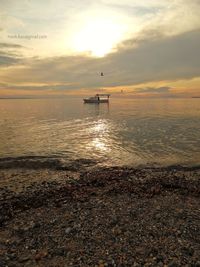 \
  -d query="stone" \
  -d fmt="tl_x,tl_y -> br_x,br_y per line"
65,227 -> 72,234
